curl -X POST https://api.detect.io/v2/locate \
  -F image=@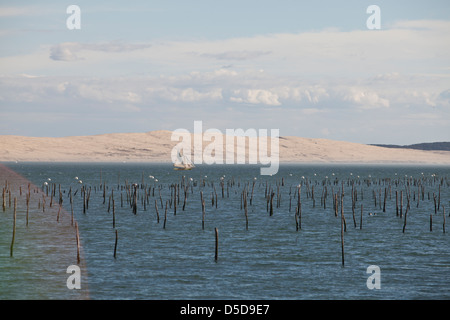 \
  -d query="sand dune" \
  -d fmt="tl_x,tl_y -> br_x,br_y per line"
1,130 -> 449,164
